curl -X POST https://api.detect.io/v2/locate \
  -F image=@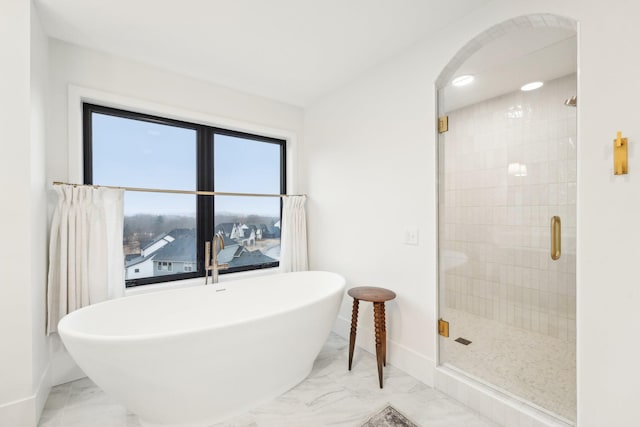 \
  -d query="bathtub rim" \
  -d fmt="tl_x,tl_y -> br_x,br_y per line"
57,270 -> 346,343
